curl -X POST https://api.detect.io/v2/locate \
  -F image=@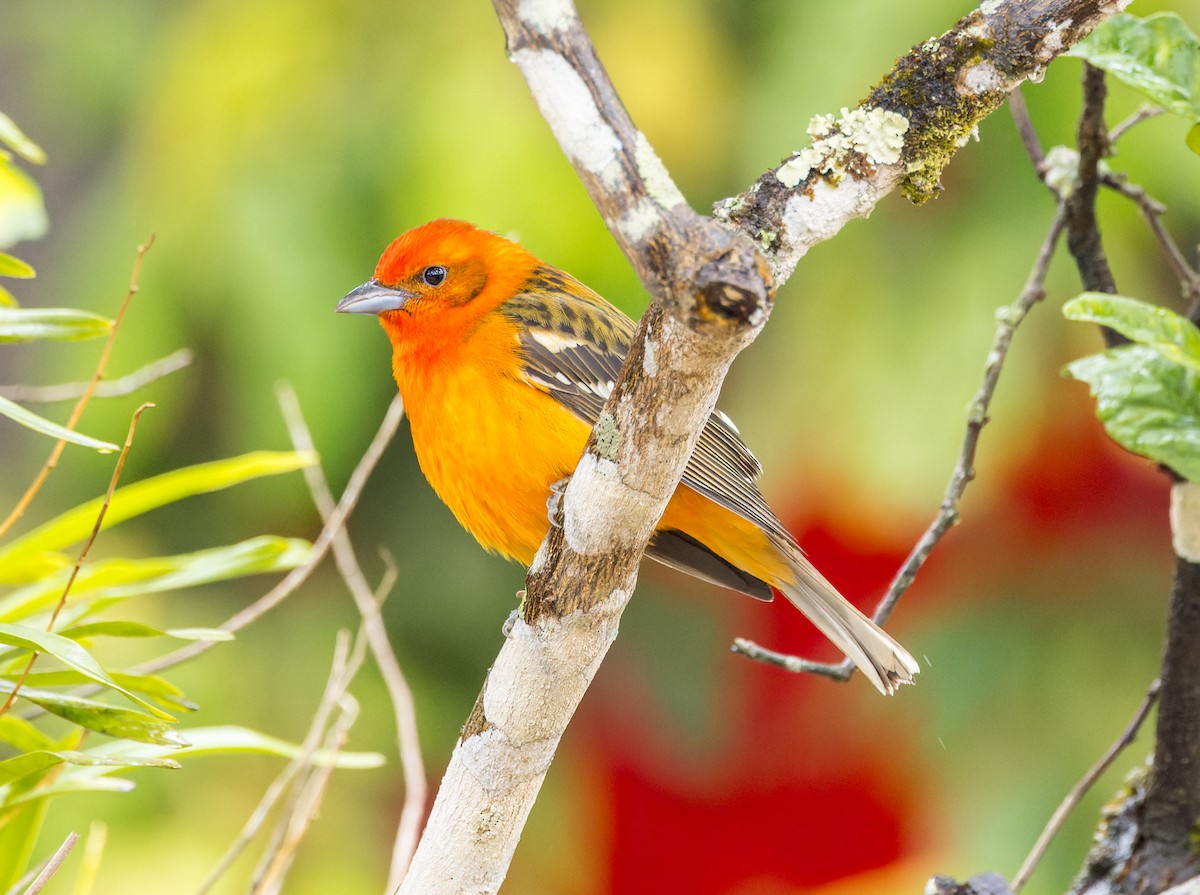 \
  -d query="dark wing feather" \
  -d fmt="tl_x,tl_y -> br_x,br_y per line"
648,529 -> 774,601
499,267 -> 795,572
